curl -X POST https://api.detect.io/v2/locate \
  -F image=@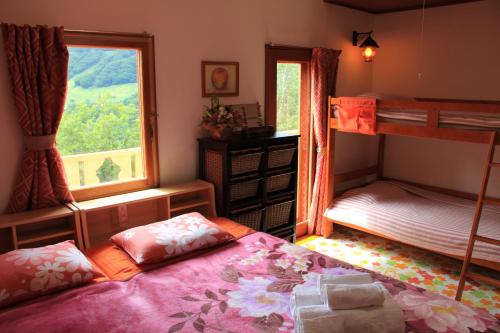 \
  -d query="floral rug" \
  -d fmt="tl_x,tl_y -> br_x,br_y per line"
297,226 -> 500,318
